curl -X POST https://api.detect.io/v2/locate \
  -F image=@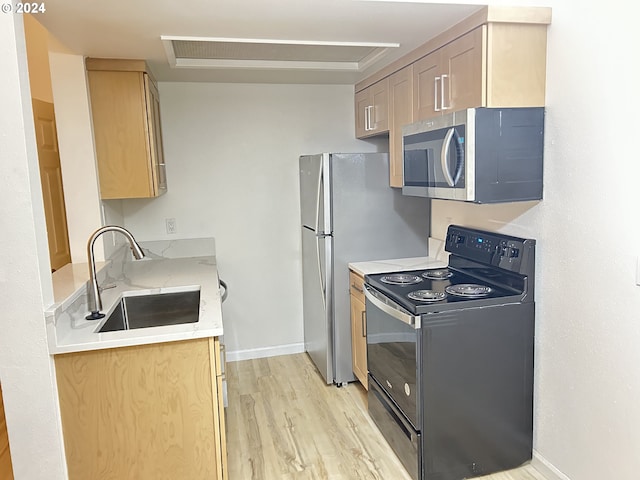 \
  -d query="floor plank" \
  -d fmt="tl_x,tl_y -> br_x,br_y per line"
226,353 -> 546,480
